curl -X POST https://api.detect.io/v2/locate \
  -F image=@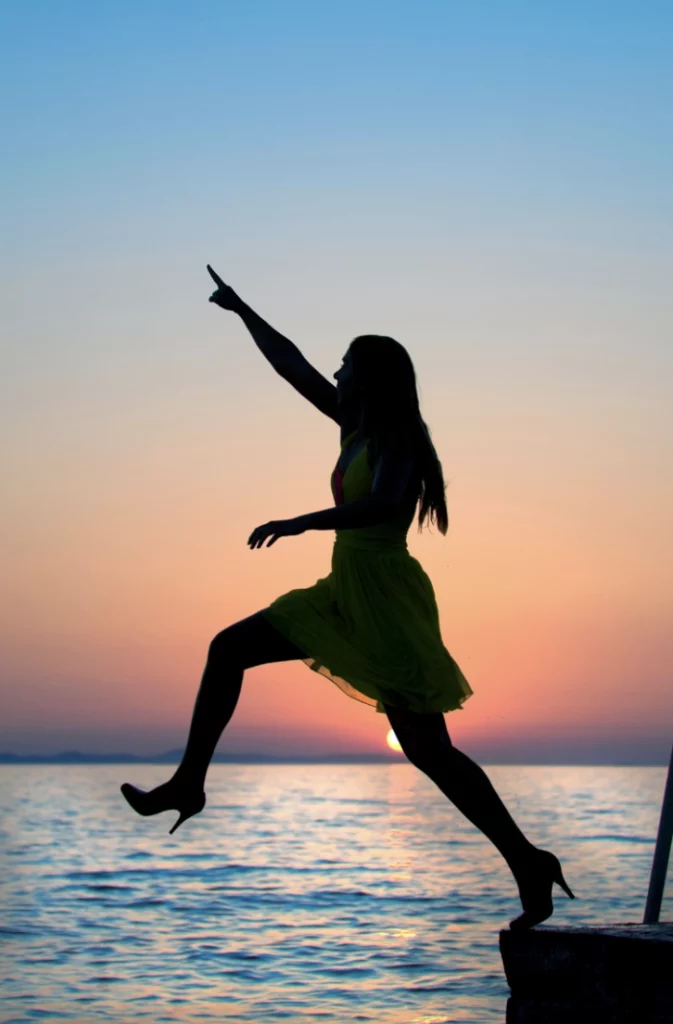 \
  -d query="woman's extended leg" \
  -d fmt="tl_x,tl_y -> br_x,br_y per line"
121,611 -> 305,830
384,704 -> 575,928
